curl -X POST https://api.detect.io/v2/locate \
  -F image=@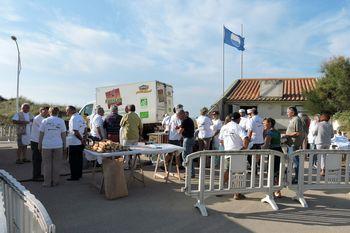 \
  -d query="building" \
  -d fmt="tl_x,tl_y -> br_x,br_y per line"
211,77 -> 317,130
